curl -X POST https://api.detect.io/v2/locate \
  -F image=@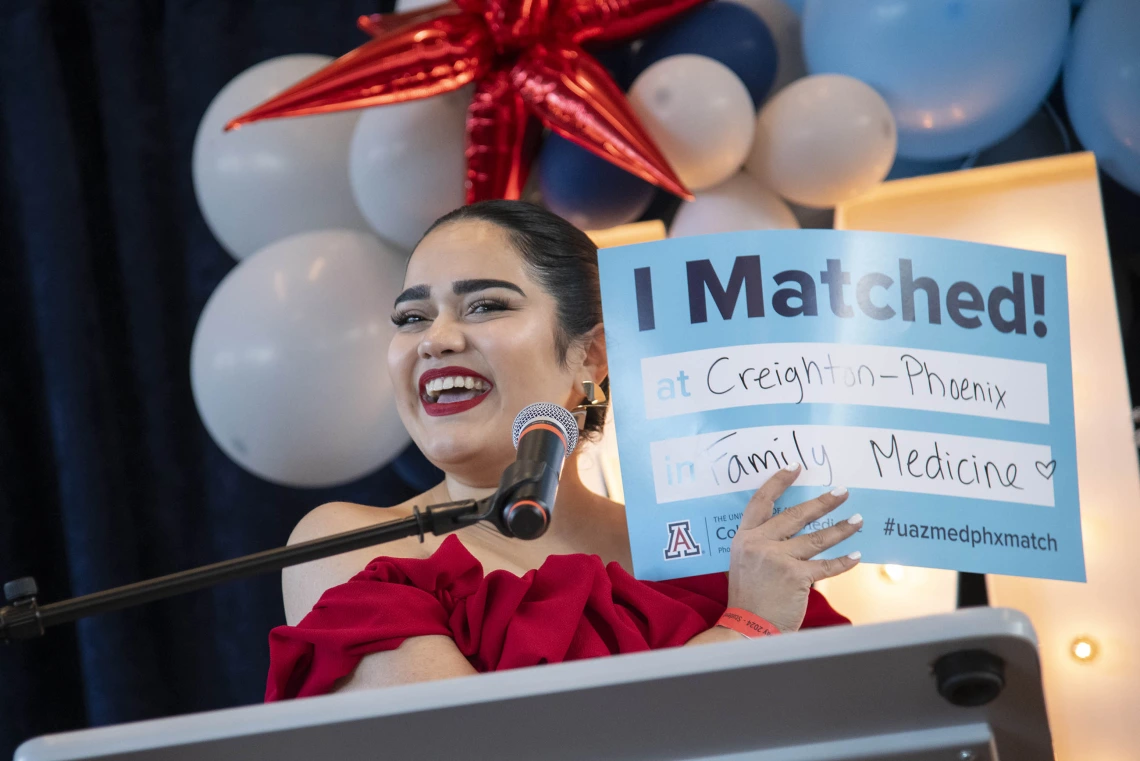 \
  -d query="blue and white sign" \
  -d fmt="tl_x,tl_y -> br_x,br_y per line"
598,230 -> 1085,582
